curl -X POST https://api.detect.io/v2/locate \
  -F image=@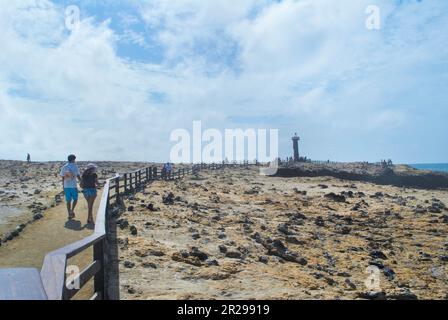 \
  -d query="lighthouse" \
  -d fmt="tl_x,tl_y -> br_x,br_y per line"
292,133 -> 300,162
